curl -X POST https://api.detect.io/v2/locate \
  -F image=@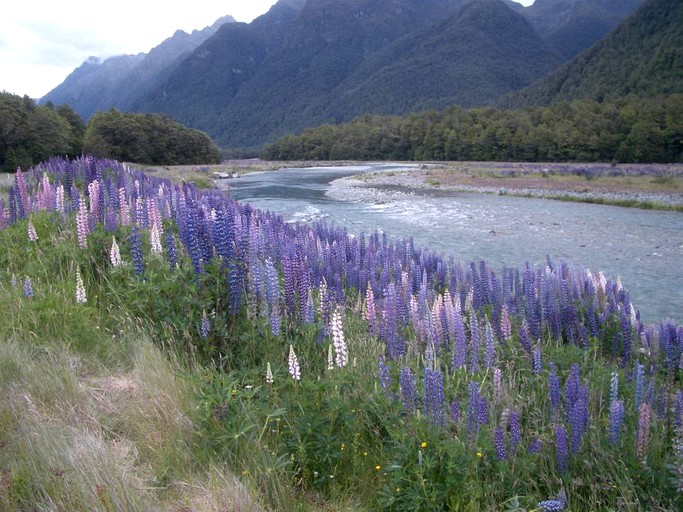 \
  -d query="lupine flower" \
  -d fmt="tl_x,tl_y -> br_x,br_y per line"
330,308 -> 347,368
636,402 -> 651,459
634,363 -> 645,412
494,427 -> 507,461
528,437 -> 542,454
500,303 -> 511,341
23,276 -> 33,298
449,399 -> 461,423
469,312 -> 480,373
533,345 -> 543,374
266,362 -> 274,384
424,367 -> 445,426
200,310 -> 210,339
165,233 -> 178,270
548,362 -> 561,416
555,425 -> 568,473
608,399 -> 625,446
364,283 -> 378,336
493,367 -> 503,402
76,196 -> 89,249
75,267 -> 87,304
27,220 -> 38,241
509,410 -> 521,455
327,343 -> 334,371
609,371 -> 619,403
537,490 -> 567,512
519,319 -> 532,356
468,381 -> 480,436
270,301 -> 281,337
129,225 -> 145,277
150,224 -> 163,254
378,357 -> 391,394
484,320 -> 496,369
110,236 -> 122,267
288,344 -> 301,381
10,274 -> 18,287
399,367 -> 418,413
